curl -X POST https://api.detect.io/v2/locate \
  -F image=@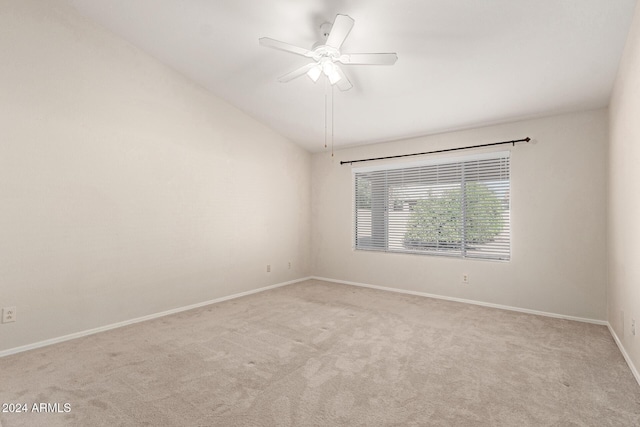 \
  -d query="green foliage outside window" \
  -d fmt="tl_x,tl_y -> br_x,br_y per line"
404,182 -> 505,249
356,178 -> 371,209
